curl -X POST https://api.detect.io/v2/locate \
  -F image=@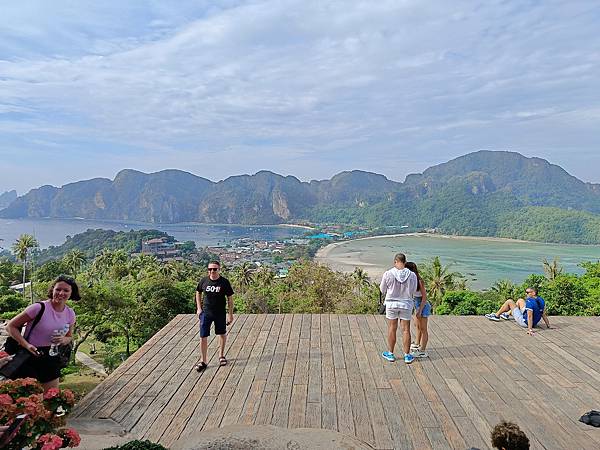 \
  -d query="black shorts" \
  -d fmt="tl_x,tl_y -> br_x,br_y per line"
13,347 -> 61,384
199,311 -> 226,337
